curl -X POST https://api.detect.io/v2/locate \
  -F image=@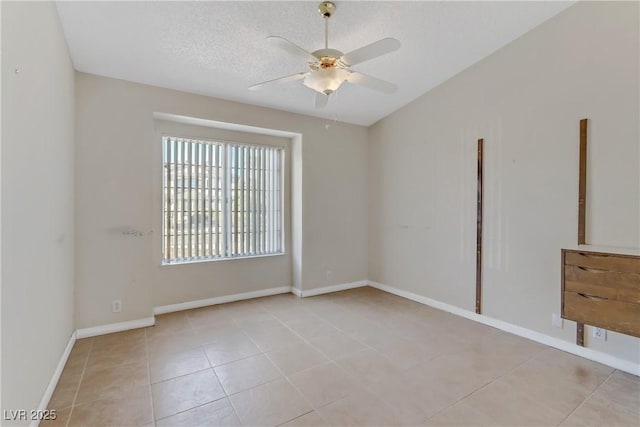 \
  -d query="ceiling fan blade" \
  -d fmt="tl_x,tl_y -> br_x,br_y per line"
267,36 -> 318,63
340,38 -> 401,67
248,72 -> 307,91
346,72 -> 397,94
314,92 -> 329,109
